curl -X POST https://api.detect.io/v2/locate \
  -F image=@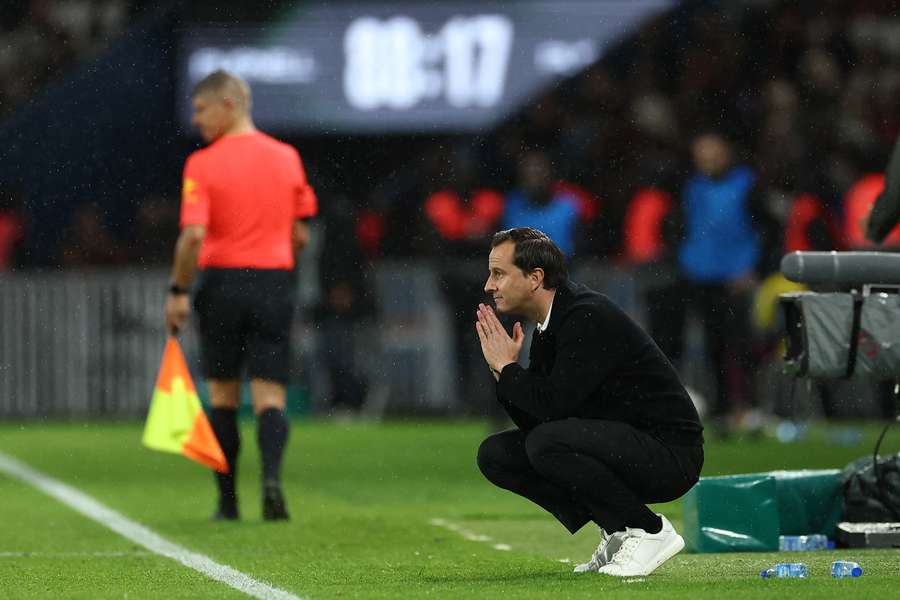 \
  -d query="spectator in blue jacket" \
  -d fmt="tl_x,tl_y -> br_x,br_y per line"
677,130 -> 772,437
502,151 -> 580,257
